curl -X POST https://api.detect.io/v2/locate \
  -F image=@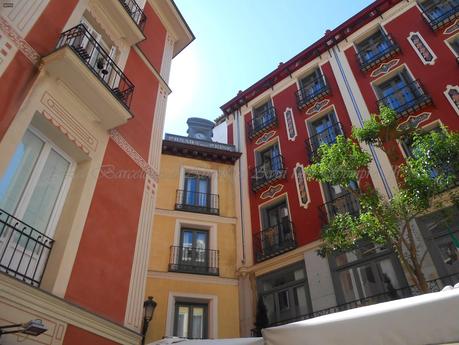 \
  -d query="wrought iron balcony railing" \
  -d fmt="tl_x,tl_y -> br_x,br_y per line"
0,208 -> 54,287
119,0 -> 147,31
56,24 -> 135,109
247,106 -> 278,140
376,80 -> 432,118
421,2 -> 459,30
305,122 -> 344,163
319,192 -> 360,226
265,272 -> 459,328
251,155 -> 287,192
169,246 -> 219,276
295,75 -> 330,109
356,34 -> 401,71
253,220 -> 296,262
175,190 -> 219,215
